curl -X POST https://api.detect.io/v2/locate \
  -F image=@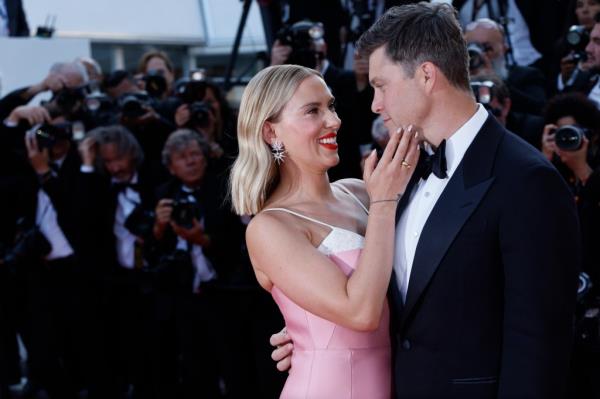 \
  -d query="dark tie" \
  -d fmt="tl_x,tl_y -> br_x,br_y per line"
416,139 -> 448,180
